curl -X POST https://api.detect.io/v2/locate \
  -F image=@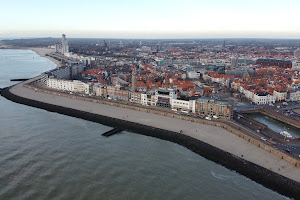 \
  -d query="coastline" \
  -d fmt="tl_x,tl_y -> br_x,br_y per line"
0,46 -> 61,67
25,47 -> 61,67
1,84 -> 300,199
1,49 -> 300,198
